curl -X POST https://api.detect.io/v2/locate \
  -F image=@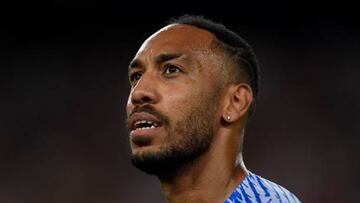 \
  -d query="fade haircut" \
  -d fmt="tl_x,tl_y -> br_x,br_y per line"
167,15 -> 260,117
